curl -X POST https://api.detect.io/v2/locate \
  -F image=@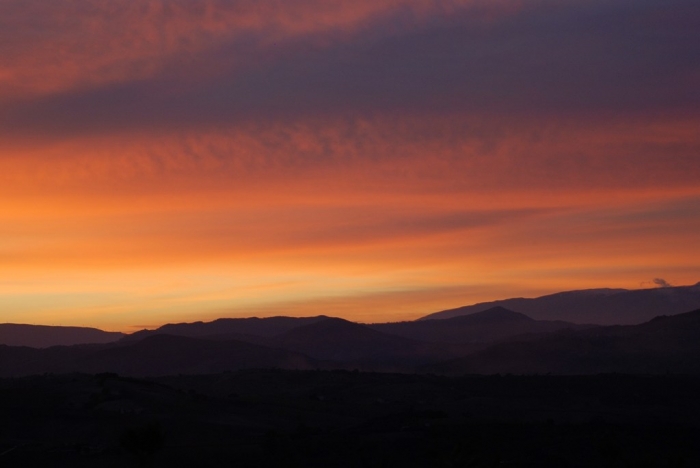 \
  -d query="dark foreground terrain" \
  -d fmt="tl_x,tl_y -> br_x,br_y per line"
1,371 -> 699,467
